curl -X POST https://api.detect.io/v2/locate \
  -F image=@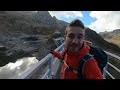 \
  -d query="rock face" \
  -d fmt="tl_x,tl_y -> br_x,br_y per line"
0,11 -> 67,67
0,32 -> 57,67
0,11 -> 68,35
32,11 -> 57,27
